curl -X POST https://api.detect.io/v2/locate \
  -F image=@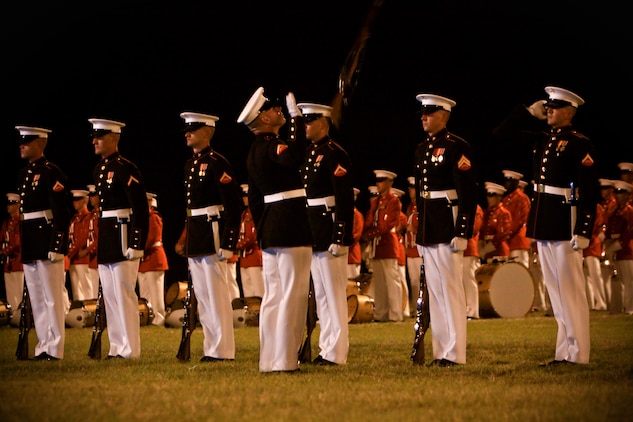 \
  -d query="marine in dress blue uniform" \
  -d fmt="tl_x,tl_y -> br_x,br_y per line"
413,94 -> 478,366
298,102 -> 354,365
495,86 -> 600,365
179,111 -> 241,361
238,87 -> 313,372
91,118 -> 149,359
16,126 -> 71,360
